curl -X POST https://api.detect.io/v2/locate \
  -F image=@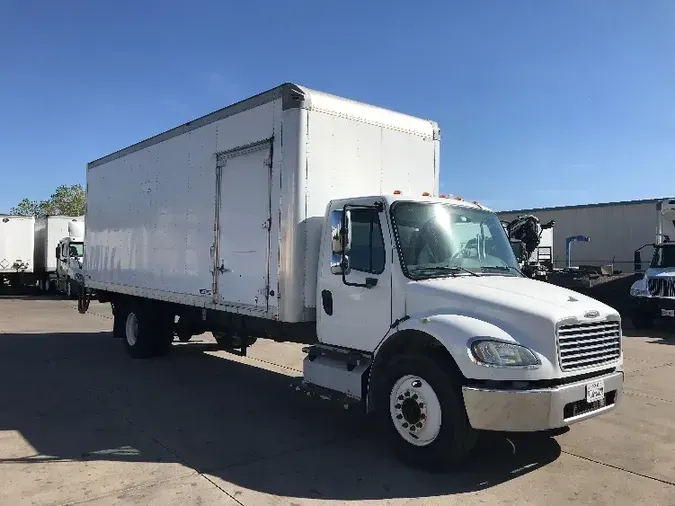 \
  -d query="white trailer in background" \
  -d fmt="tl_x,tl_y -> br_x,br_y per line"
0,215 -> 35,287
80,82 -> 624,470
34,216 -> 85,298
